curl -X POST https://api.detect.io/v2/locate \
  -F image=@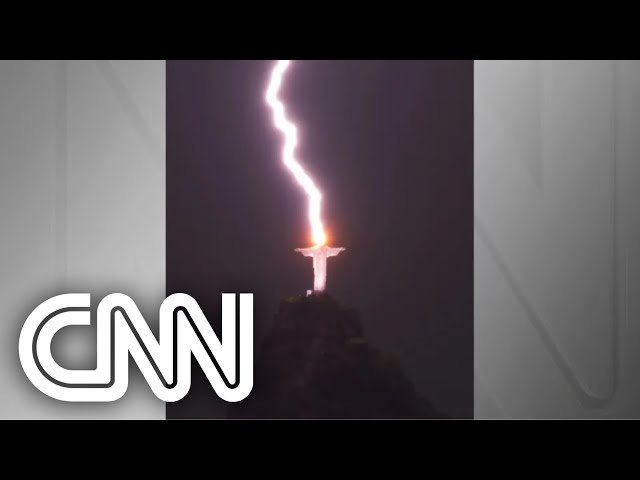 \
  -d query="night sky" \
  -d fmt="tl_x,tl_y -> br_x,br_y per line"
166,60 -> 473,418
